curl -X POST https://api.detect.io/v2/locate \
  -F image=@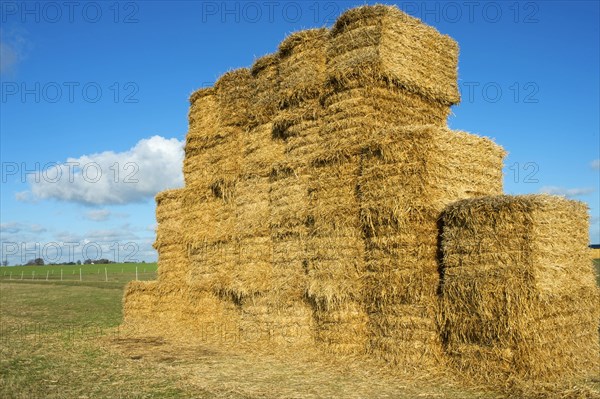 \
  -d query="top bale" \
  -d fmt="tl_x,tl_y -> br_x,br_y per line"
215,68 -> 253,127
328,4 -> 460,105
189,87 -> 215,105
277,28 -> 329,107
250,53 -> 281,125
